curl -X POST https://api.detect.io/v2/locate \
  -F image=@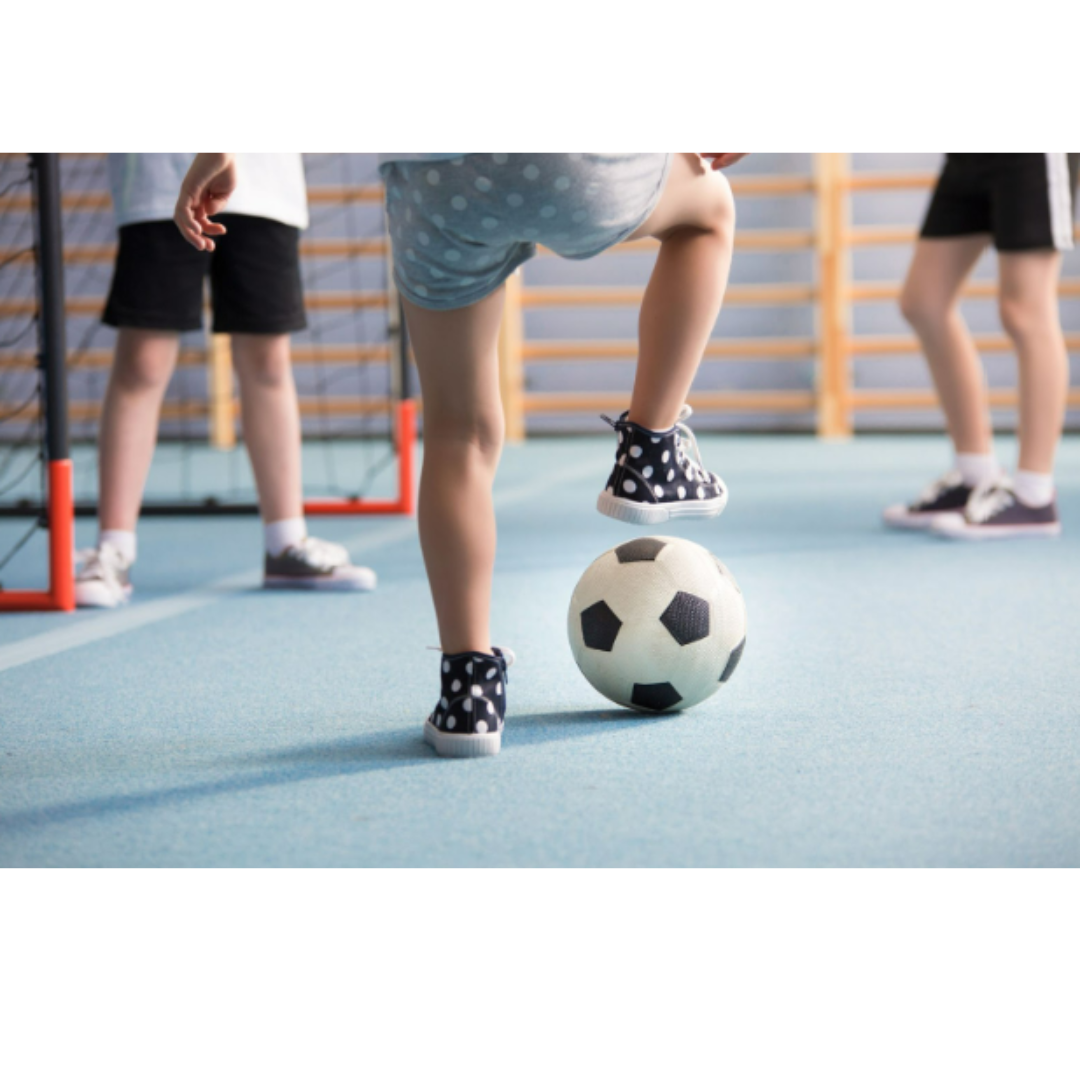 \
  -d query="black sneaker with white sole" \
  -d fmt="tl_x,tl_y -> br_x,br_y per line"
597,405 -> 728,525
882,470 -> 975,530
264,535 -> 377,591
931,480 -> 1061,540
424,646 -> 514,759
